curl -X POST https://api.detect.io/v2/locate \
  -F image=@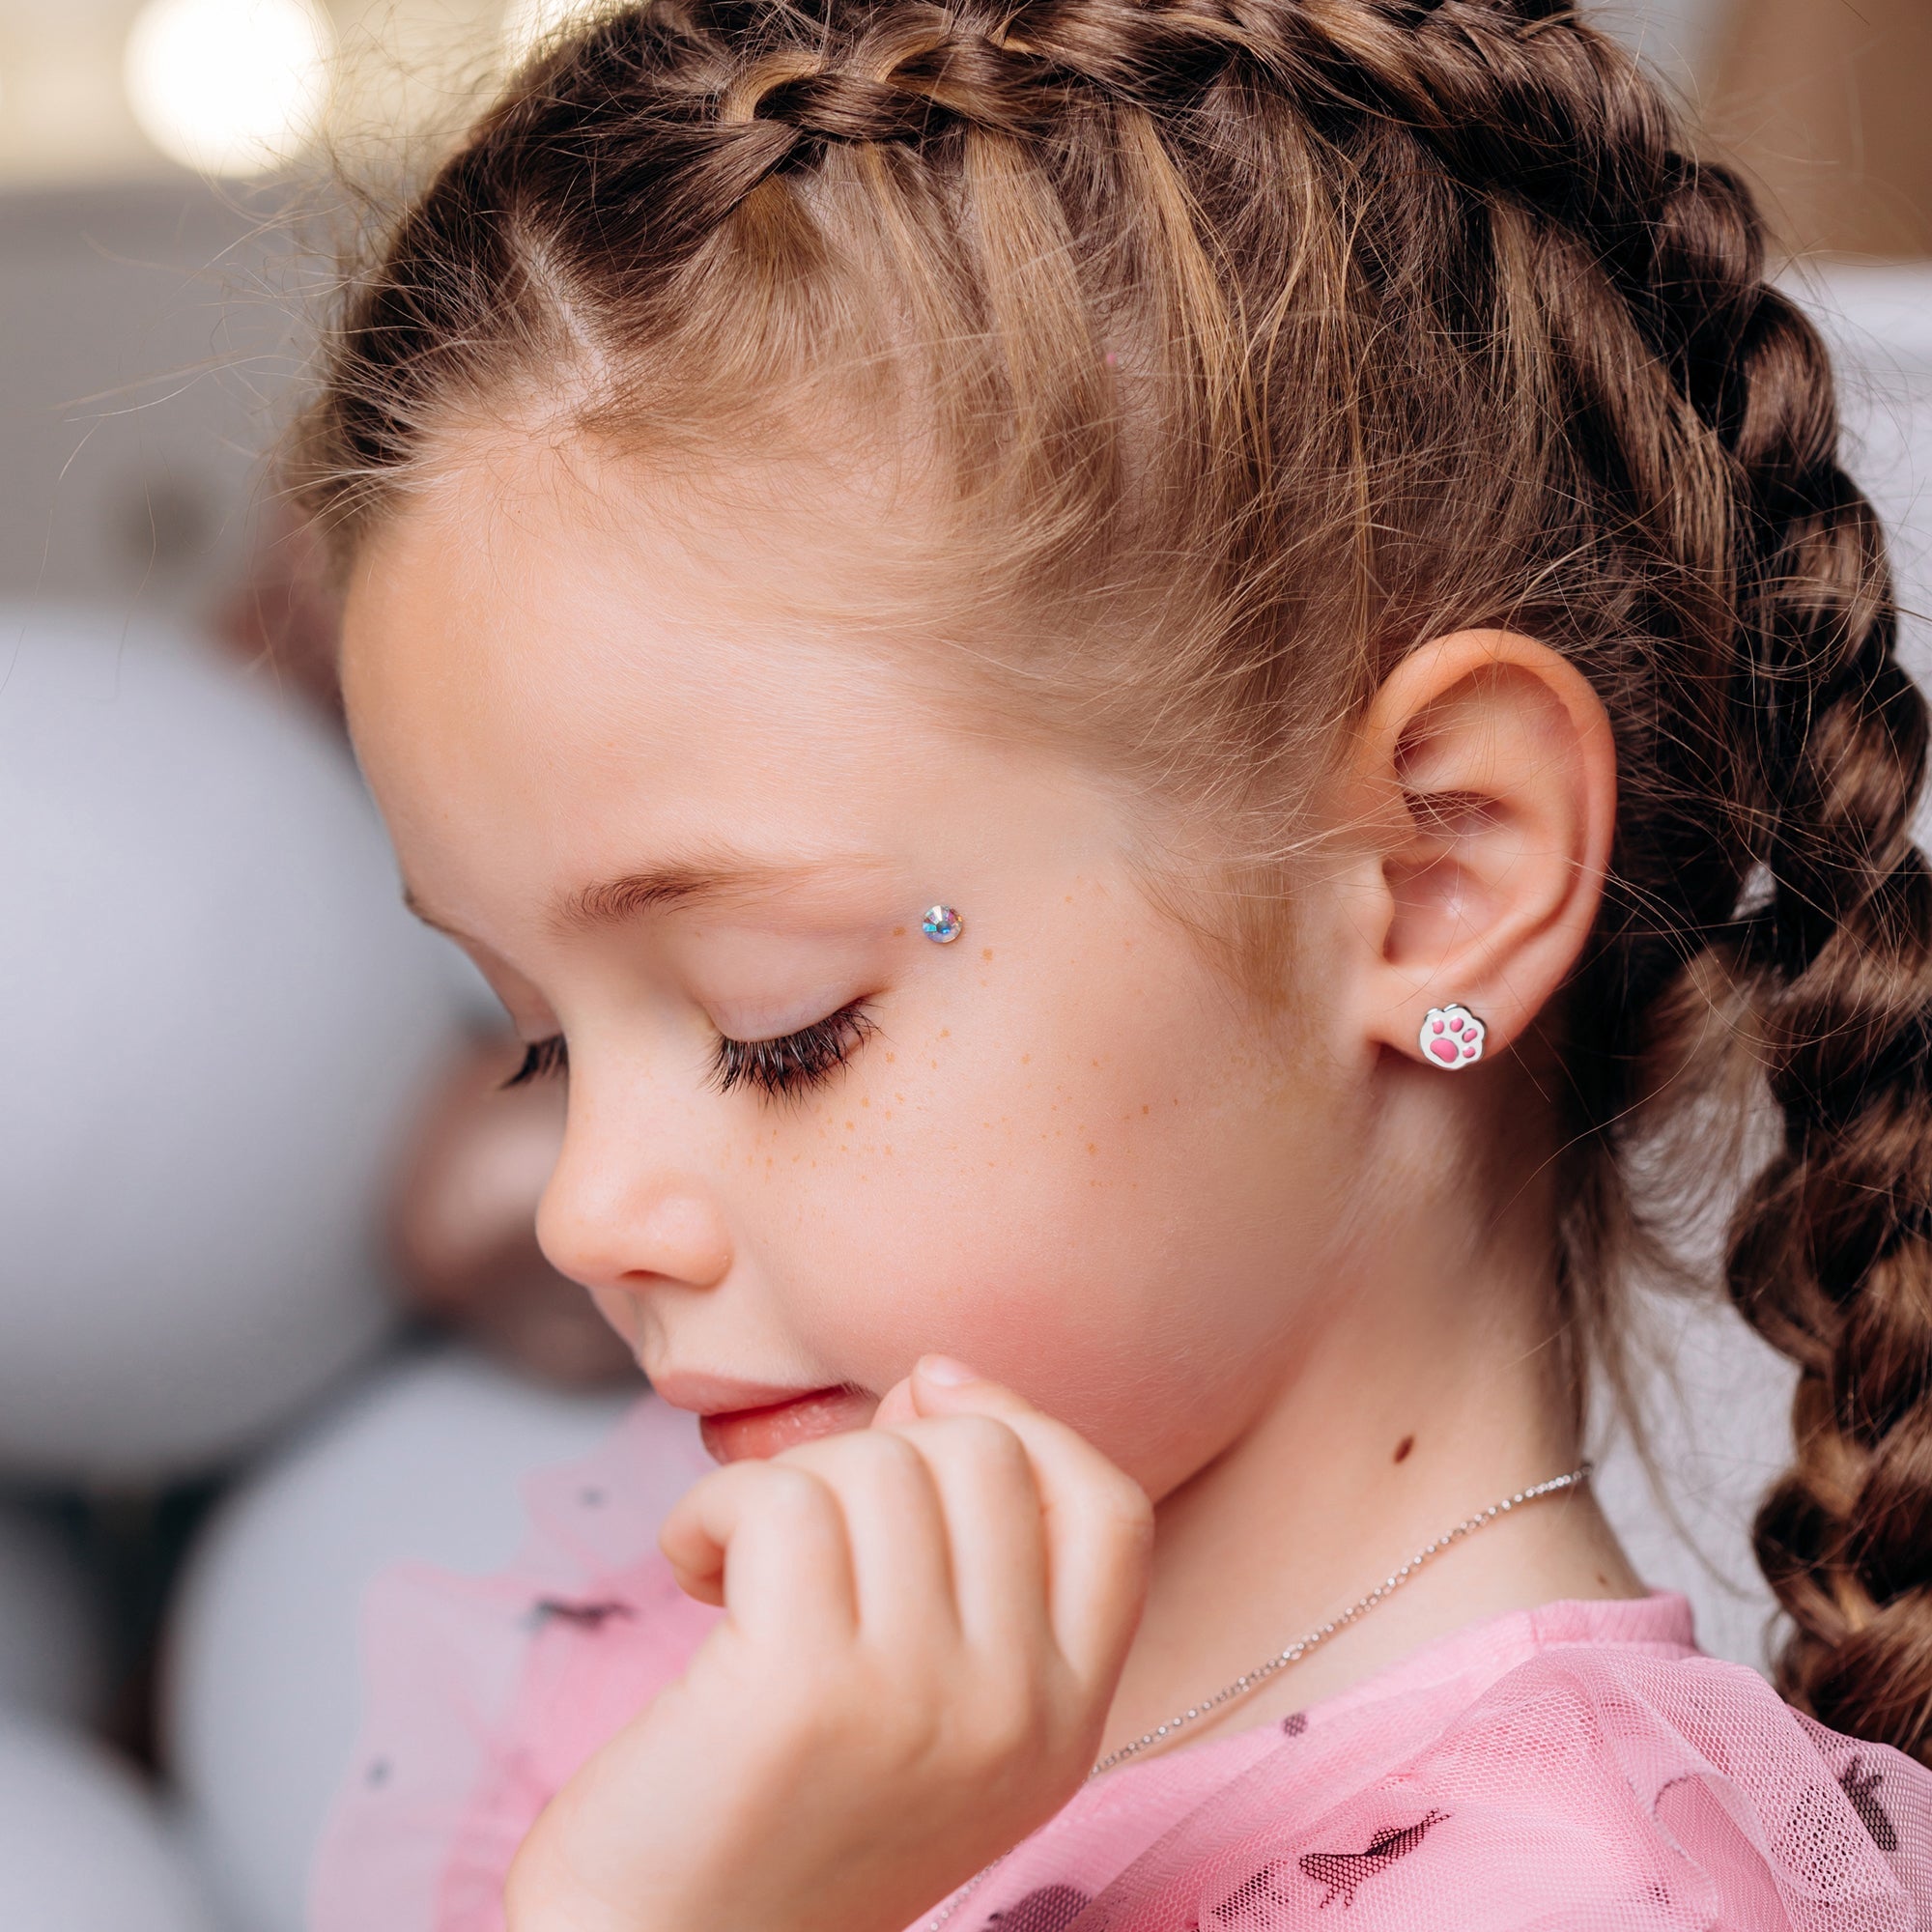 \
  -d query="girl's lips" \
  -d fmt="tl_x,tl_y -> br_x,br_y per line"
697,1385 -> 876,1463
